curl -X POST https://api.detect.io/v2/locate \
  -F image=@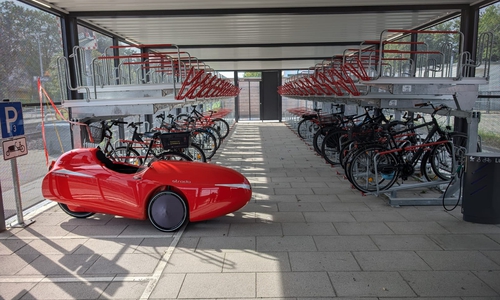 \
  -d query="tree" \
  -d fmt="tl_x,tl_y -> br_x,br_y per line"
0,1 -> 63,103
479,4 -> 500,61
